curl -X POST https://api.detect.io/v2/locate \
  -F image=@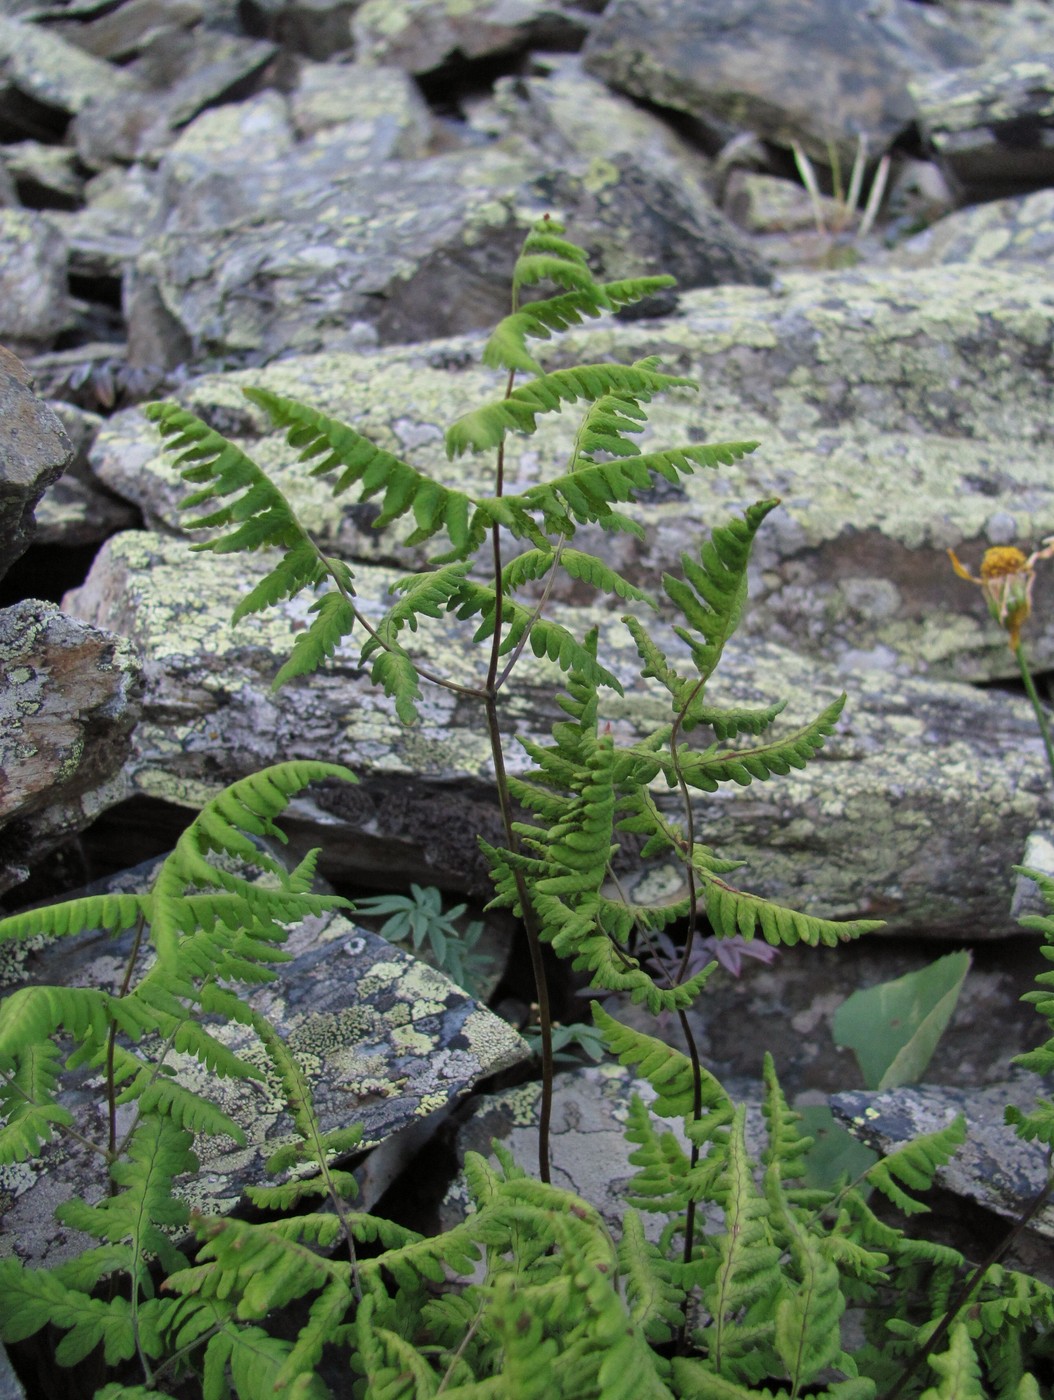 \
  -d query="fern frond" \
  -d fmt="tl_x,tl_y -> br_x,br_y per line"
701,1106 -> 782,1376
692,699 -> 788,742
670,695 -> 846,791
503,546 -> 655,607
702,875 -> 884,948
242,387 -> 479,553
0,1040 -> 72,1162
590,1004 -> 698,1118
0,1257 -> 137,1366
761,1053 -> 812,1182
865,1116 -> 966,1215
57,1118 -> 196,1280
0,985 -> 110,1066
446,360 -> 695,458
918,1322 -> 984,1399
0,892 -> 146,944
108,1043 -> 245,1142
273,589 -> 358,689
483,275 -> 676,373
618,1208 -> 685,1344
665,499 -> 780,684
